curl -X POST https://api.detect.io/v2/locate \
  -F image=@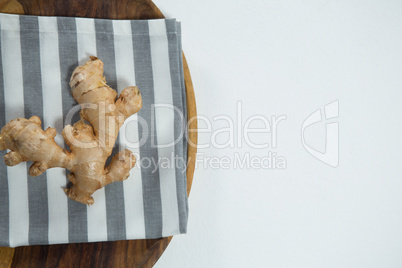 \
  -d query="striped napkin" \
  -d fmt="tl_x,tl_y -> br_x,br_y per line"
0,13 -> 188,247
